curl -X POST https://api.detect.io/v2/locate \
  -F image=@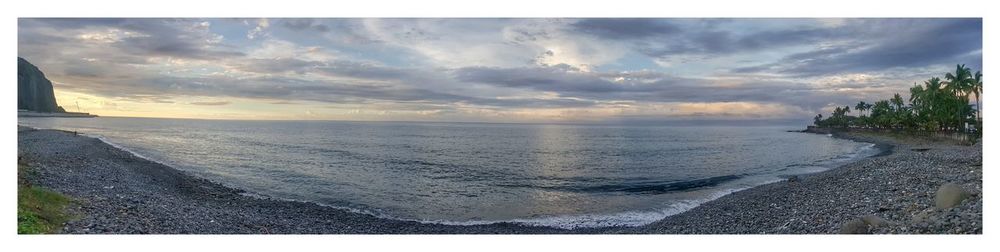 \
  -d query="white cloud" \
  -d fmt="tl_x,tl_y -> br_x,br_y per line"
246,39 -> 337,61
358,19 -> 627,69
77,28 -> 148,43
247,18 -> 270,39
